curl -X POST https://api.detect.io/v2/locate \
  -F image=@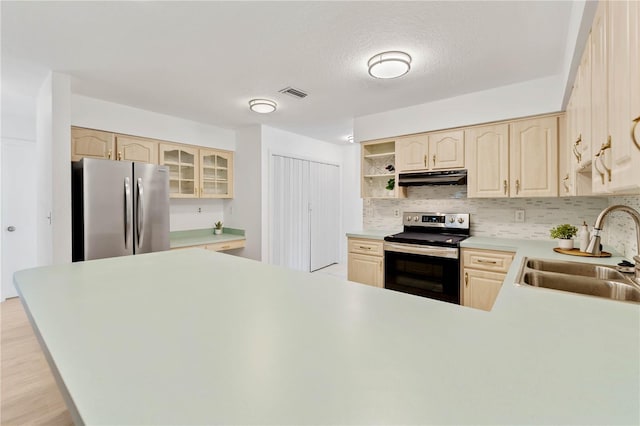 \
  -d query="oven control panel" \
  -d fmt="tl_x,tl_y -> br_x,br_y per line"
403,212 -> 470,230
